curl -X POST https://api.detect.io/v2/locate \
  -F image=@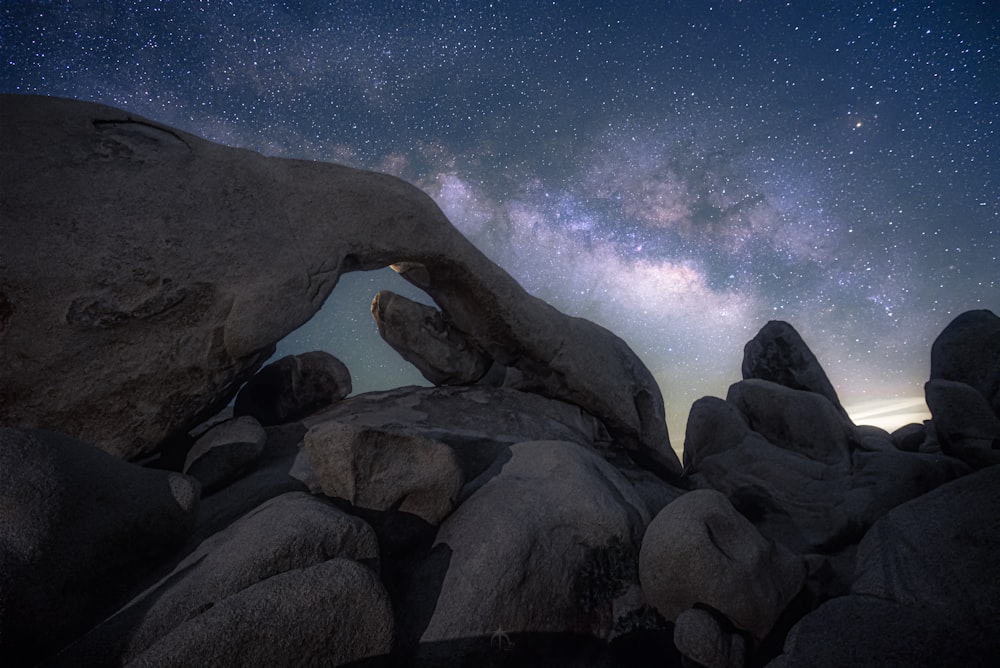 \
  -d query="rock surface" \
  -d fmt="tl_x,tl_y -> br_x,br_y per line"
929,309 -> 1000,416
0,94 -> 678,474
674,608 -> 747,668
304,420 -> 464,525
0,428 -> 199,665
233,351 -> 352,426
126,558 -> 394,668
302,384 -> 616,482
2,94 -> 996,668
638,489 -> 805,641
51,491 -> 379,665
402,441 -> 660,652
924,378 -> 1000,468
371,290 -> 491,385
183,415 -> 267,493
742,320 -> 849,420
